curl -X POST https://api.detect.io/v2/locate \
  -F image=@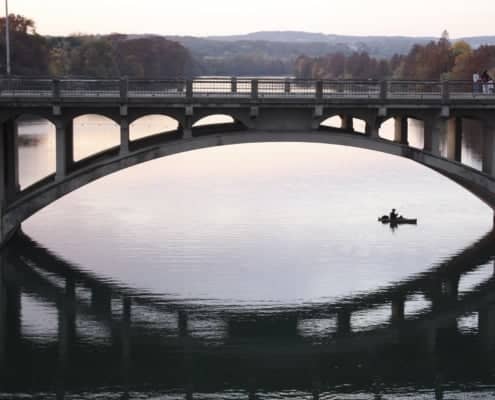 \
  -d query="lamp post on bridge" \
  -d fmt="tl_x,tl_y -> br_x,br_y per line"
4,0 -> 10,75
